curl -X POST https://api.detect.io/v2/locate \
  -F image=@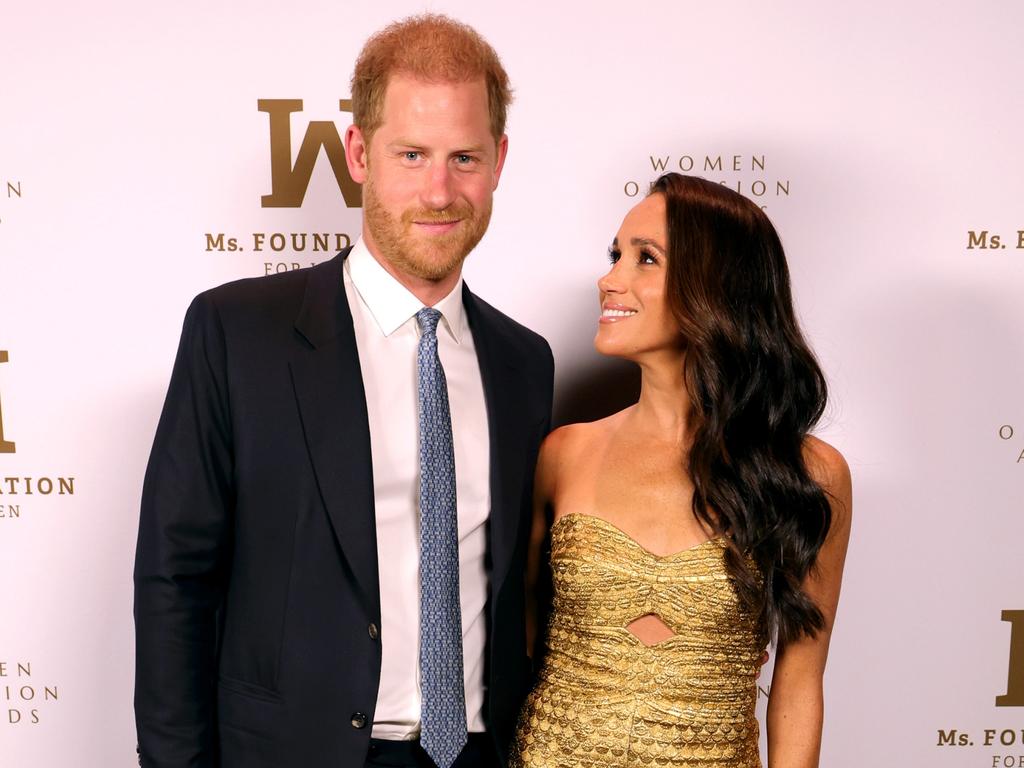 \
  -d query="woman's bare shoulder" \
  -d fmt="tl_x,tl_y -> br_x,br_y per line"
540,409 -> 629,464
802,435 -> 851,492
802,434 -> 853,526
